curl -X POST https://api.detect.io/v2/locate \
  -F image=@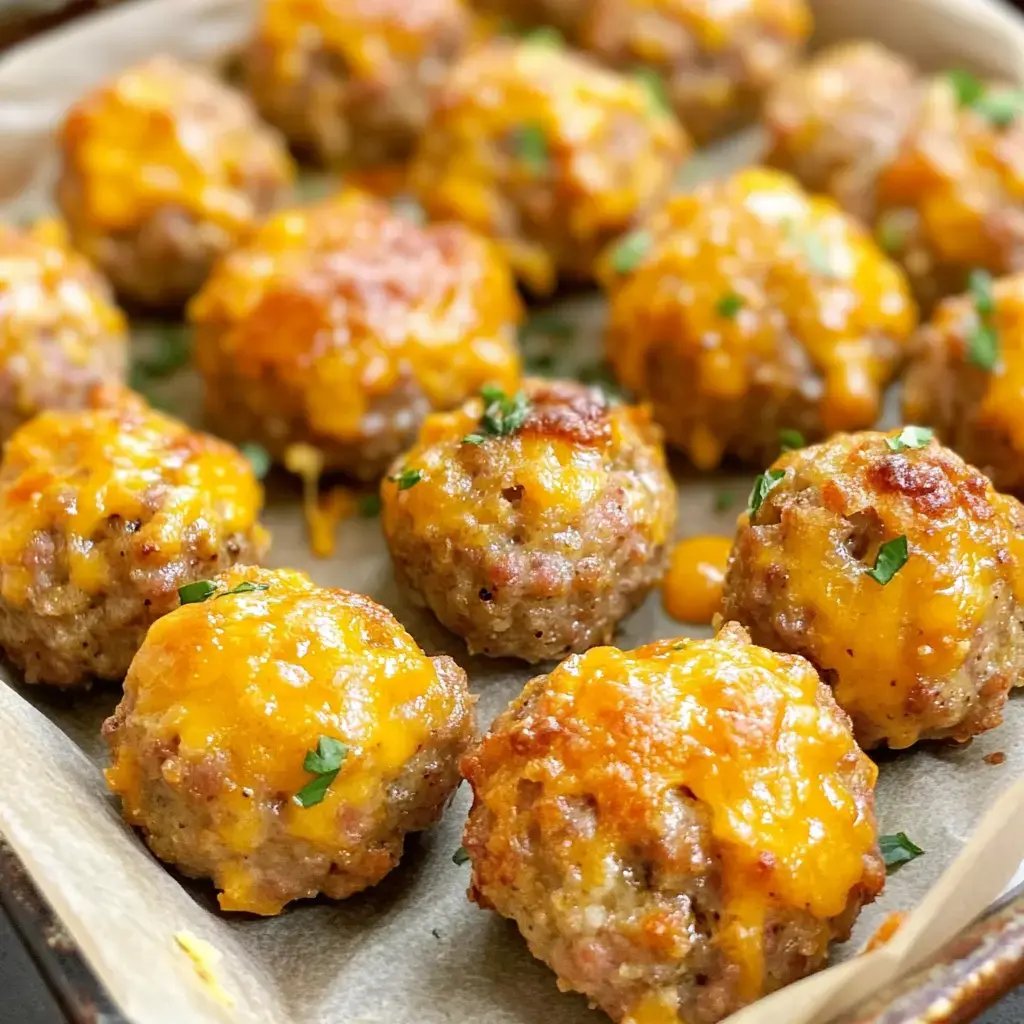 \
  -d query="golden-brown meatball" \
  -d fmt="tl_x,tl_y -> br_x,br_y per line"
244,0 -> 472,168
904,271 -> 1024,497
764,41 -> 919,224
0,391 -> 269,687
189,190 -> 521,480
603,167 -> 918,470
410,38 -> 689,294
722,430 -> 1024,750
461,622 -> 884,1023
382,379 -> 676,661
104,566 -> 474,915
57,56 -> 295,309
0,219 -> 127,442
